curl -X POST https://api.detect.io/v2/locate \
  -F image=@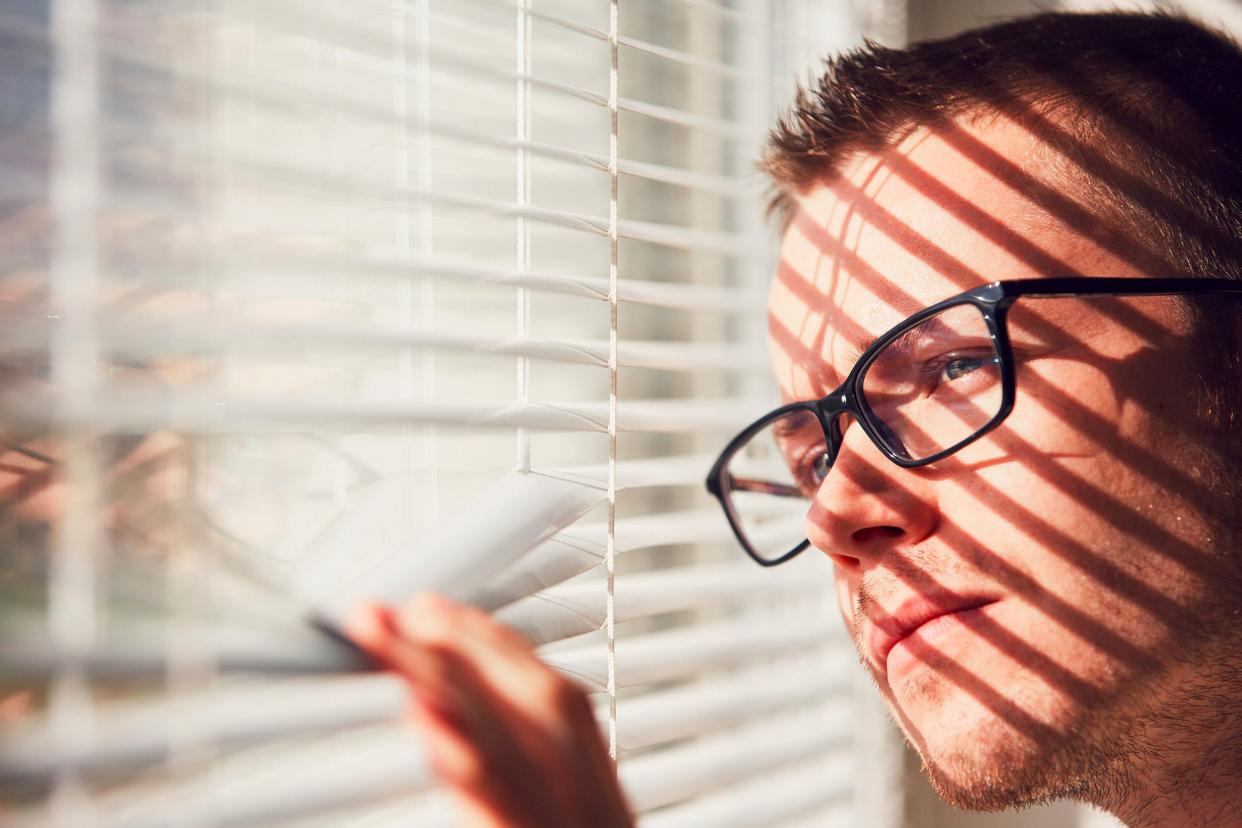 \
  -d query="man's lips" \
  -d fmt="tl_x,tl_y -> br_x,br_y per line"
867,596 -> 999,674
